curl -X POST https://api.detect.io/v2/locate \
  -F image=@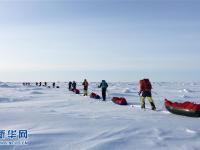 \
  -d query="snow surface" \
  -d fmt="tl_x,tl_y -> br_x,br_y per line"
0,82 -> 200,150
